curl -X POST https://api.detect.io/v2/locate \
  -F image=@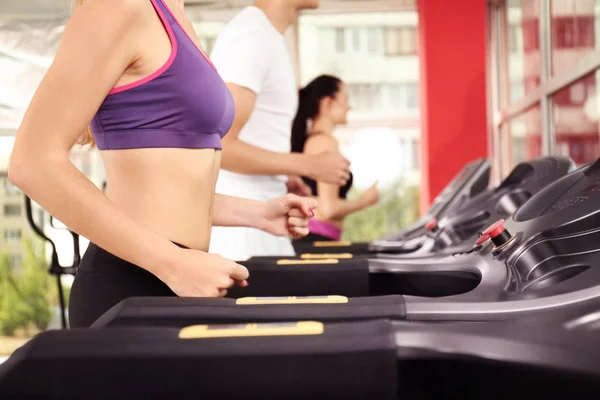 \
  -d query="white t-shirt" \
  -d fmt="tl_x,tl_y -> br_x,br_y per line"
210,6 -> 298,200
